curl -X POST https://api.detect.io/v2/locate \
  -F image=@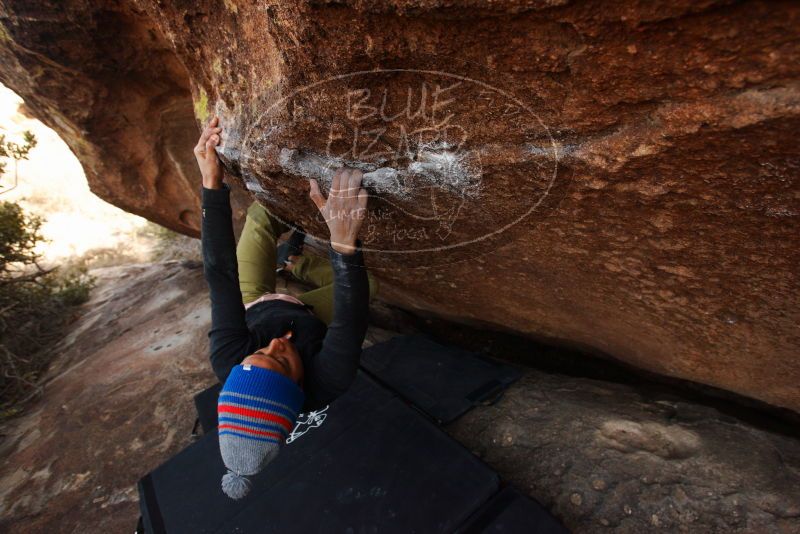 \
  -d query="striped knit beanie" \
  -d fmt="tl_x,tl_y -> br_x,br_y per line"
217,363 -> 304,499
